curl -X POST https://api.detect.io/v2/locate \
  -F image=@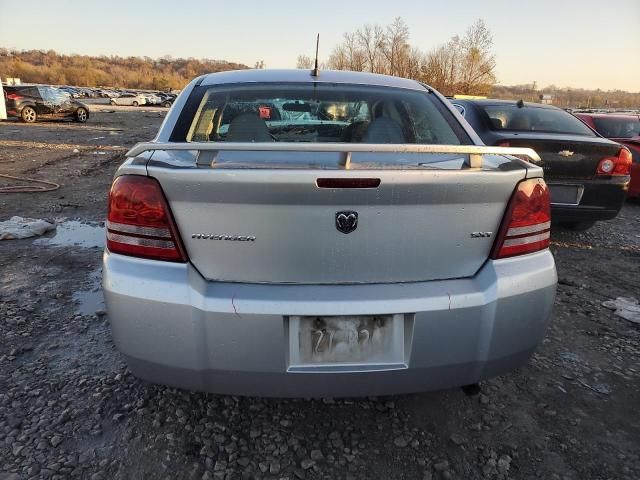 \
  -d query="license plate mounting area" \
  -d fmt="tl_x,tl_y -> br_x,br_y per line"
288,314 -> 406,372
